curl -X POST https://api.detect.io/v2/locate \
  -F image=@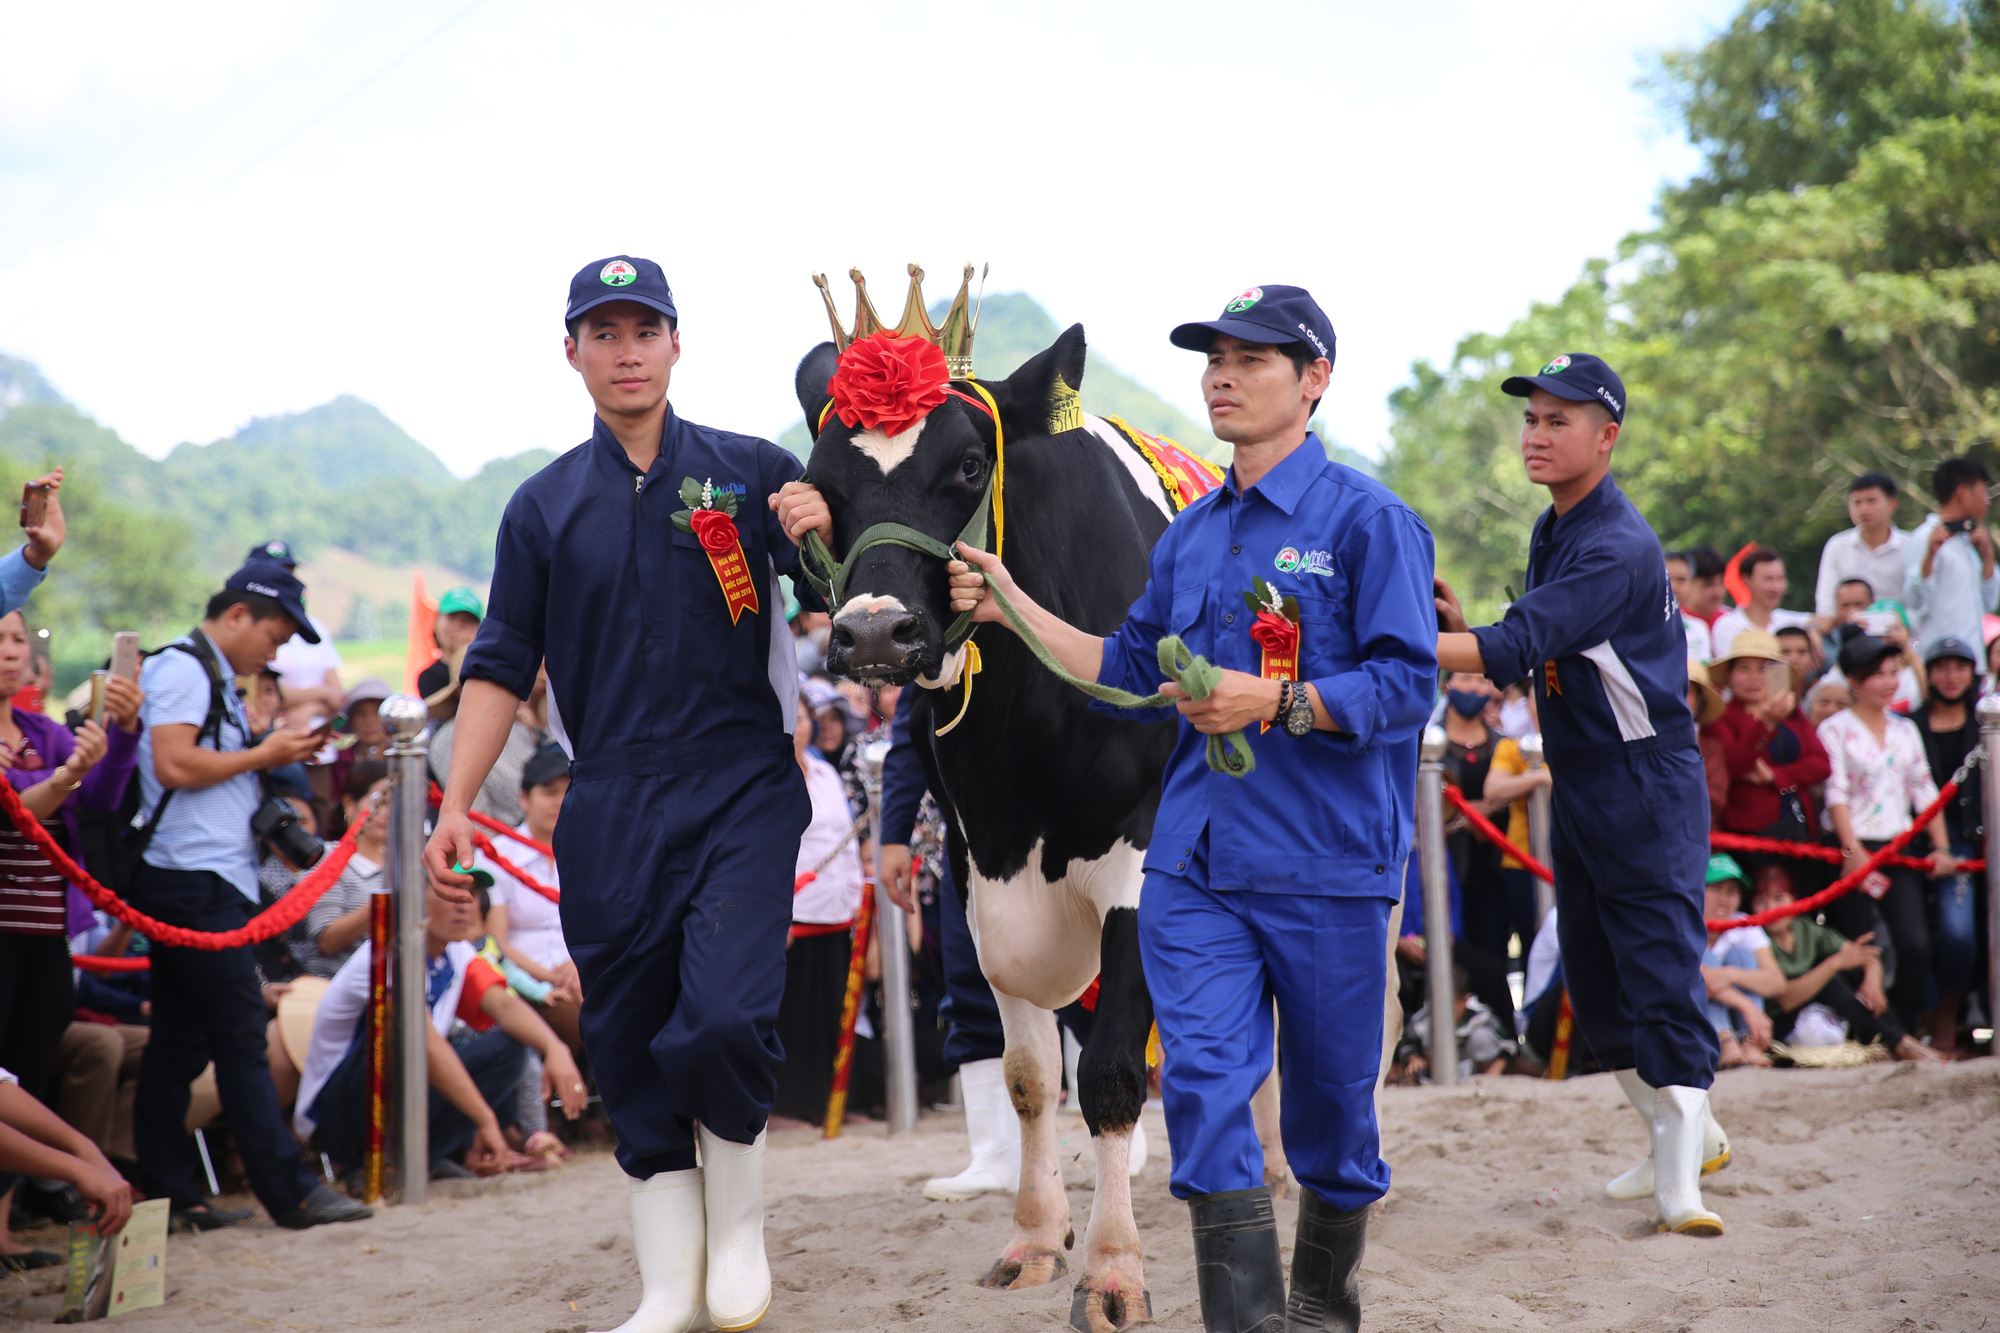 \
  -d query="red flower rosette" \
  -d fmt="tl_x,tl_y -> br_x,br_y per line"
827,333 -> 950,435
1249,609 -> 1299,655
689,508 -> 740,555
